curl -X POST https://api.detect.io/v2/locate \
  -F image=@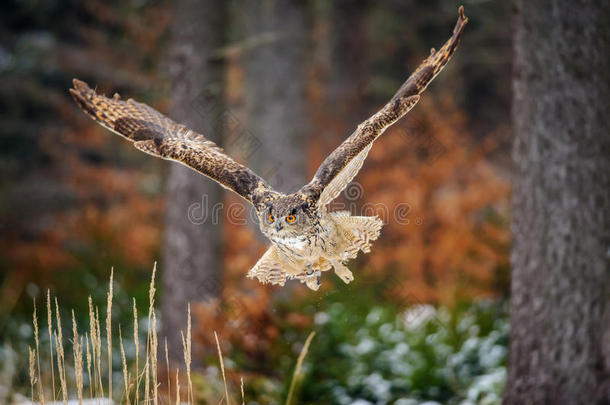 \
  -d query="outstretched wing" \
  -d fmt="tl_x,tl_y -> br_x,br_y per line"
69,79 -> 278,205
300,7 -> 468,208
